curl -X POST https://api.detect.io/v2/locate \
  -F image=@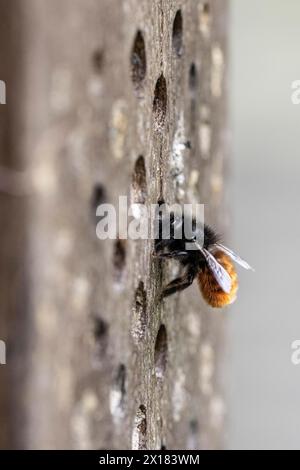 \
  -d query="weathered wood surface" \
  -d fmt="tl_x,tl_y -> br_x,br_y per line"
0,0 -> 228,449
